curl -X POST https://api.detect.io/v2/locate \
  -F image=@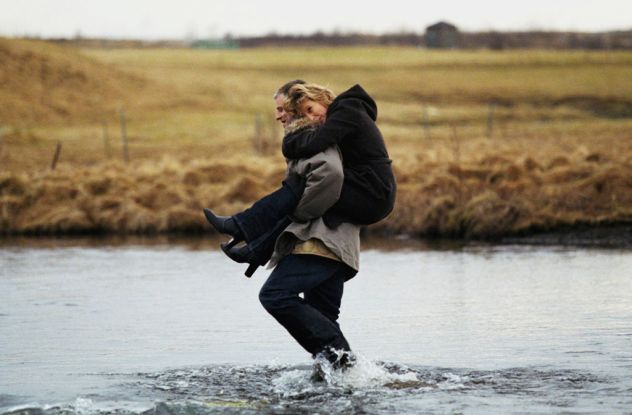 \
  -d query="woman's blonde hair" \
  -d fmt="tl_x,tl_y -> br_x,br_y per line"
283,83 -> 336,117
